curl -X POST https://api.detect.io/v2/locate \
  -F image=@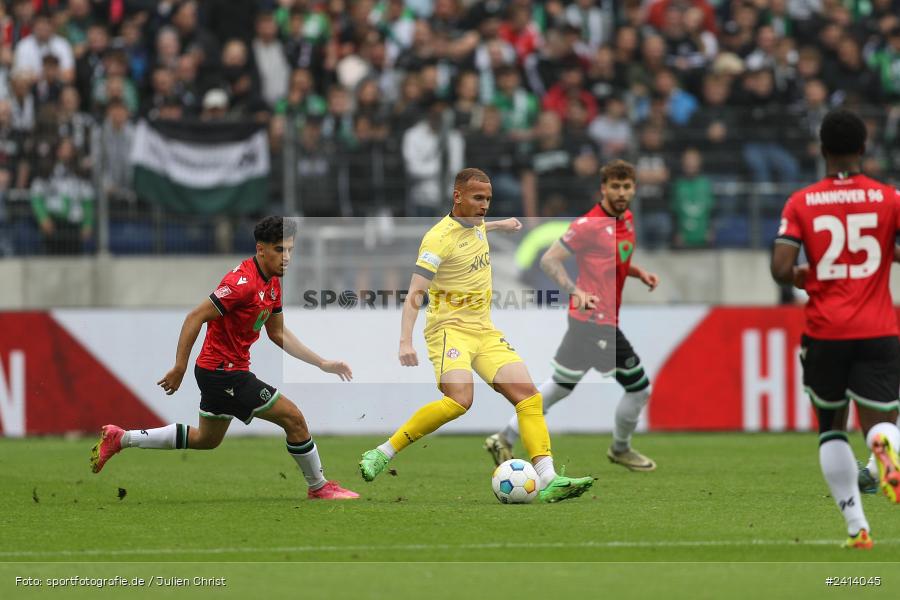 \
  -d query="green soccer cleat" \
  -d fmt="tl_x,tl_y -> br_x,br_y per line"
858,460 -> 878,495
538,474 -> 594,503
359,448 -> 390,482
483,433 -> 514,466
